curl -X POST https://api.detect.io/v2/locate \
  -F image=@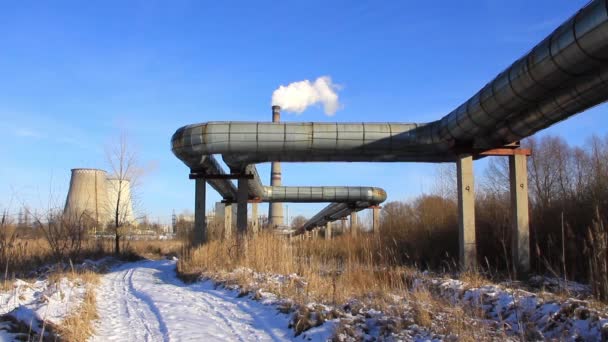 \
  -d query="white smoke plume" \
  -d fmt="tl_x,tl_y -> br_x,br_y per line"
271,76 -> 342,116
